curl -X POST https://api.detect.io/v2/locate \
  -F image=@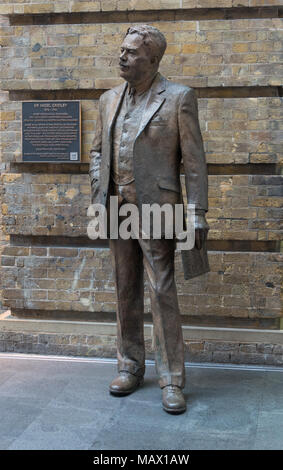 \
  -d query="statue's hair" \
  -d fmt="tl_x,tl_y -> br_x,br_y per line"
125,24 -> 167,63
